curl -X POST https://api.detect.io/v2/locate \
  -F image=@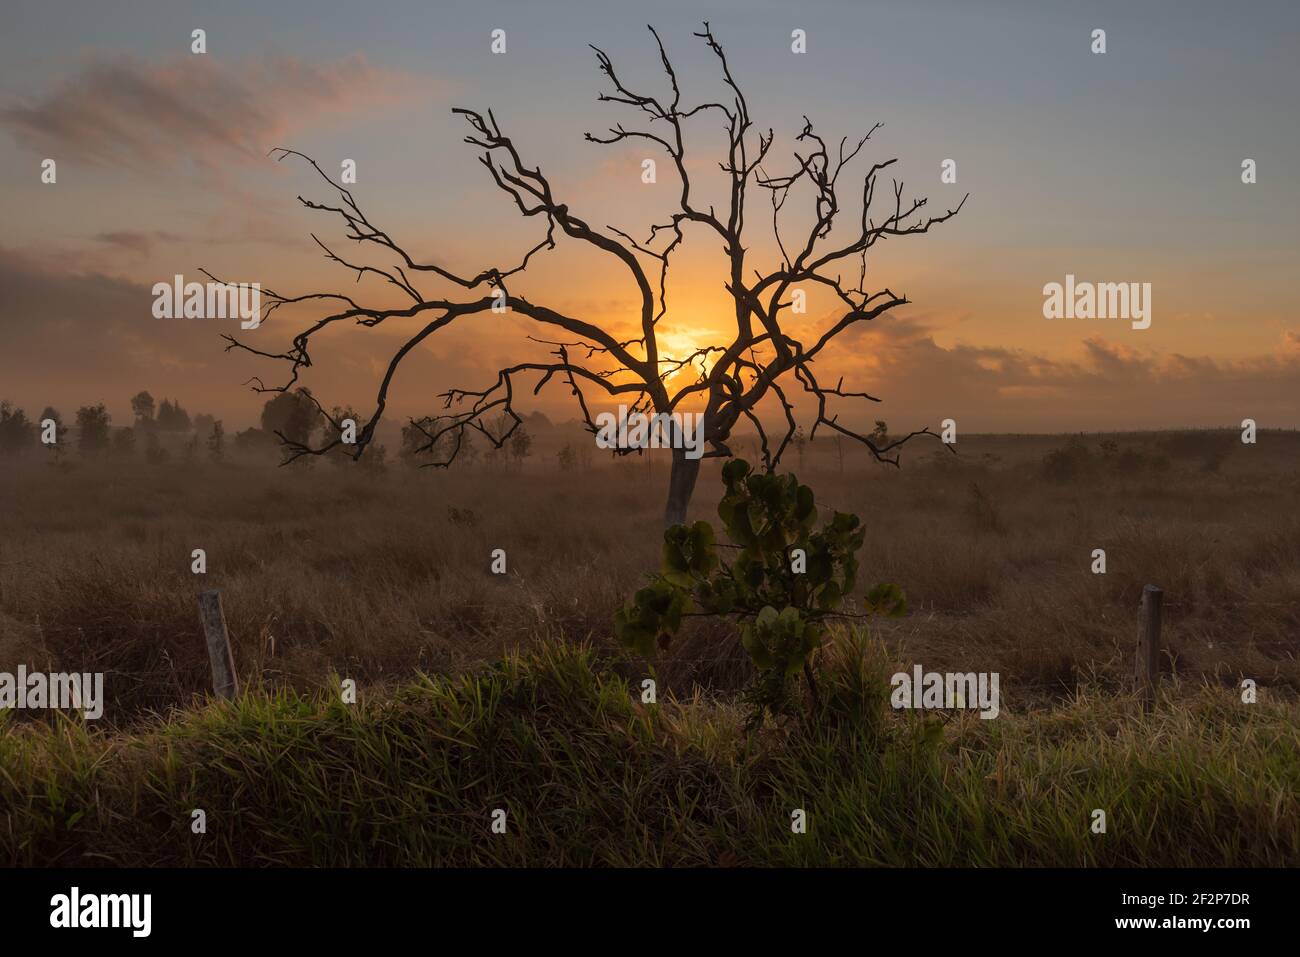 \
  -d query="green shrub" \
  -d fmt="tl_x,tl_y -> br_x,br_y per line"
615,460 -> 905,725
